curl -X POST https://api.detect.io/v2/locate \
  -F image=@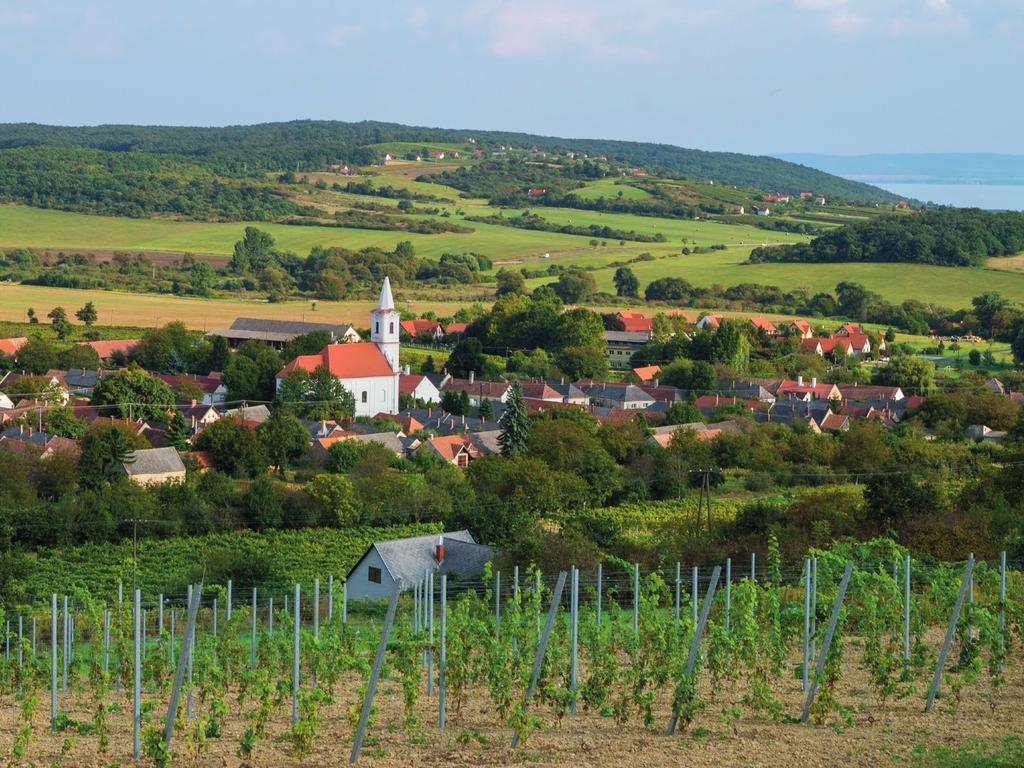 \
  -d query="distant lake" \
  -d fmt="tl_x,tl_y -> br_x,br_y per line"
874,183 -> 1024,211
